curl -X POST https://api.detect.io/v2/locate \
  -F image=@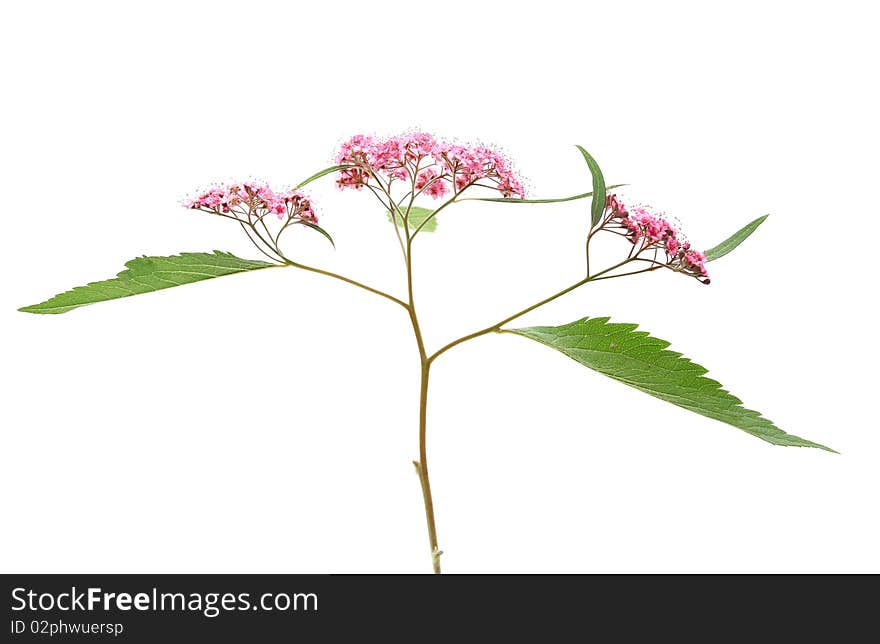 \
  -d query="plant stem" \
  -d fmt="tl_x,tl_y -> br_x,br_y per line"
285,260 -> 407,309
413,361 -> 441,573
404,232 -> 443,573
278,184 -> 645,572
428,257 -> 635,363
406,255 -> 643,572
